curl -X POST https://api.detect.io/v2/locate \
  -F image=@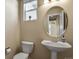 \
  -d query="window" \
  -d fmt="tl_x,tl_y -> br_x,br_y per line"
23,0 -> 37,21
